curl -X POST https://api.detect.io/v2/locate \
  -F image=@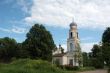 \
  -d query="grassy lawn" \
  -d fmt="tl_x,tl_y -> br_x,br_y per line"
0,59 -> 78,73
0,59 -> 96,73
0,59 -> 65,73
